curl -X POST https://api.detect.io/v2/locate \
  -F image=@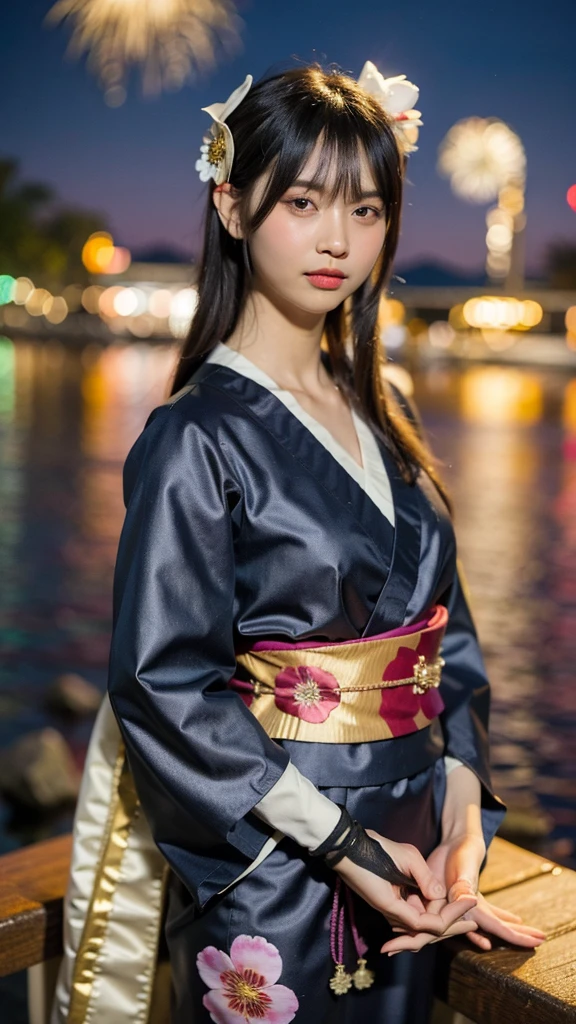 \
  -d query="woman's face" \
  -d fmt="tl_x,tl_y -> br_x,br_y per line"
246,138 -> 388,317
